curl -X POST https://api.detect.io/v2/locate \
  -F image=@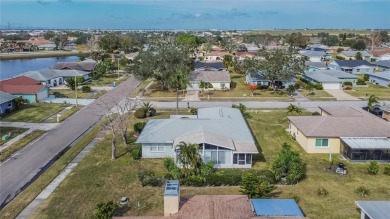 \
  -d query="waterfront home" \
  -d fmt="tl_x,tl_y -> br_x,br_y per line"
21,69 -> 90,87
0,76 -> 48,103
52,59 -> 97,72
288,105 -> 390,162
328,60 -> 375,74
0,91 -> 16,115
189,70 -> 231,90
136,107 -> 259,168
